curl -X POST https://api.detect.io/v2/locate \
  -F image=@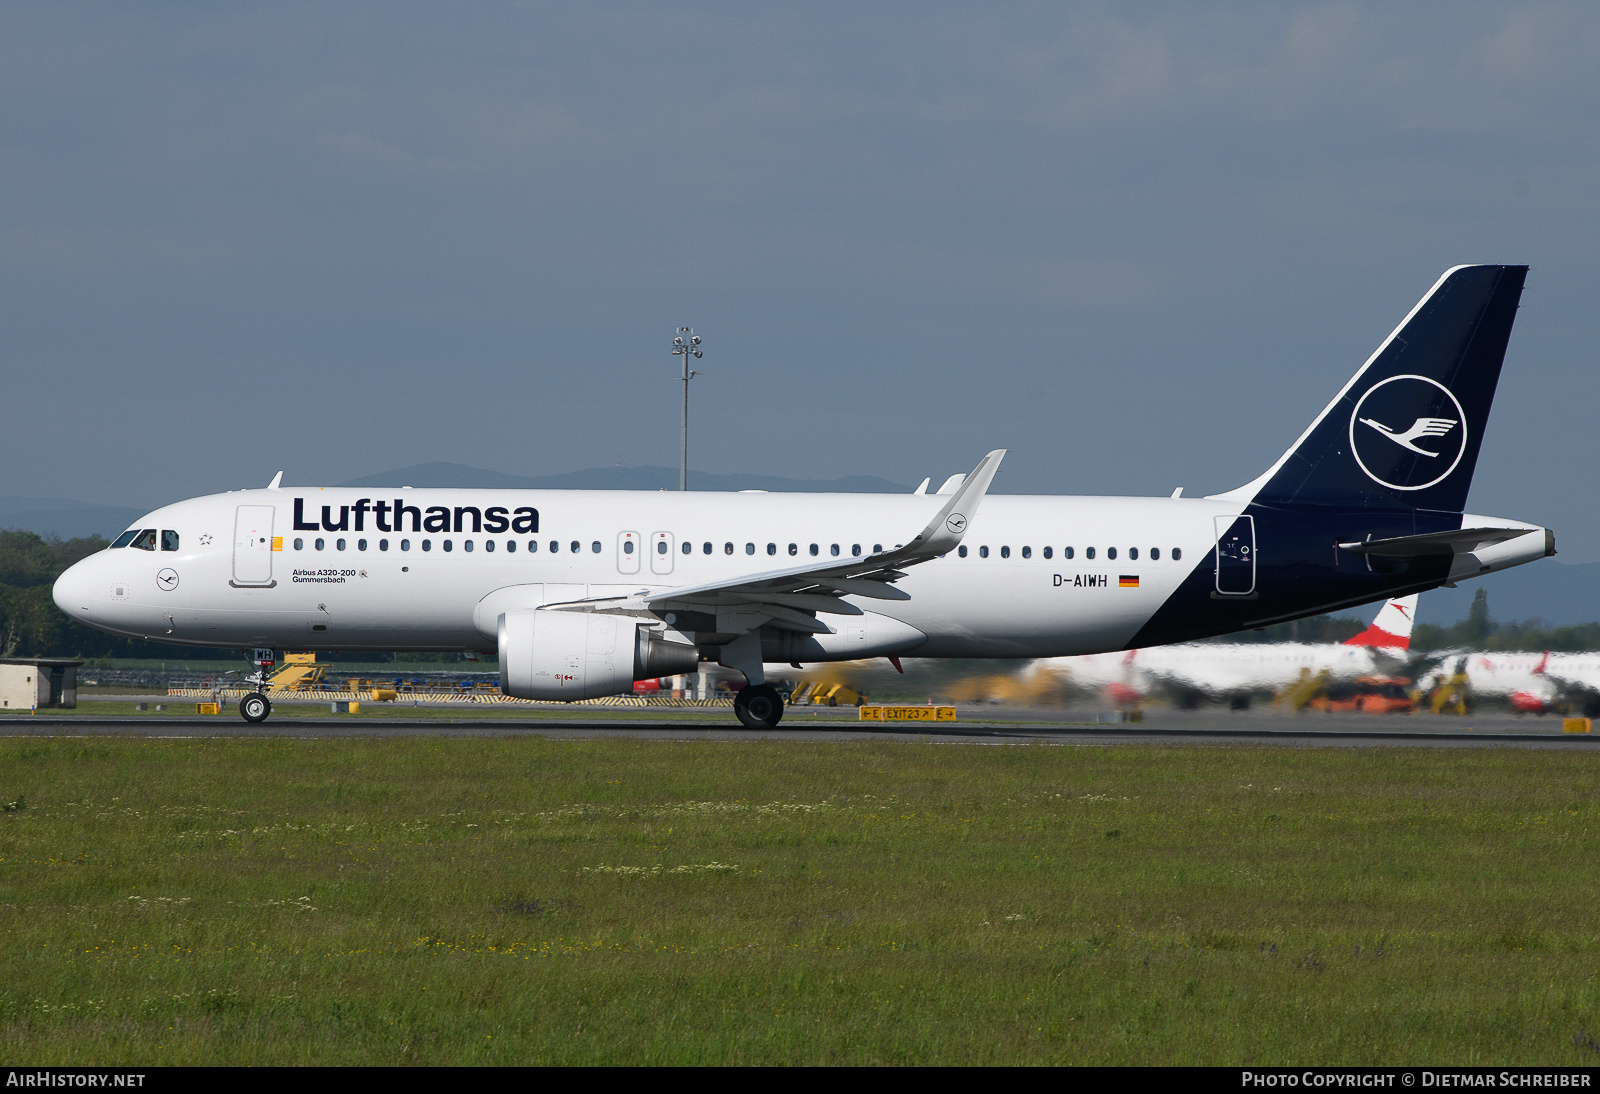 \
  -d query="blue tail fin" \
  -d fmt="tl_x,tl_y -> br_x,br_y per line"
1228,265 -> 1528,513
